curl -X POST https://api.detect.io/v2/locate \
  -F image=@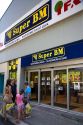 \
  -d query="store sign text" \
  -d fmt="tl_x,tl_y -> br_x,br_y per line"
5,1 -> 51,44
32,47 -> 65,62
